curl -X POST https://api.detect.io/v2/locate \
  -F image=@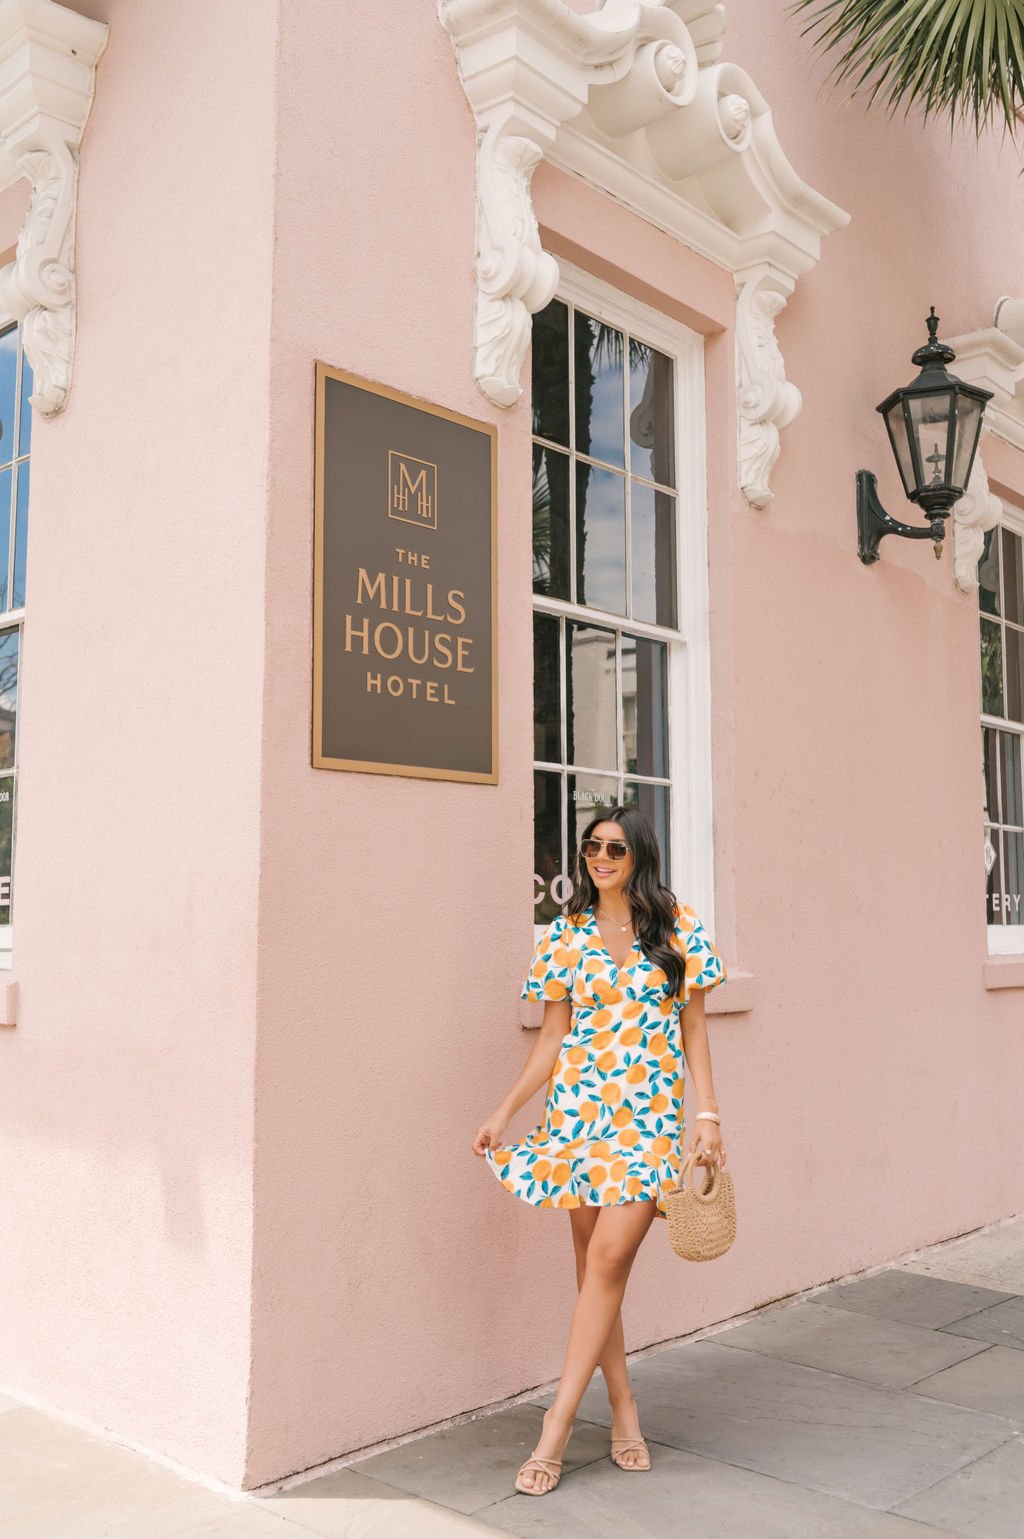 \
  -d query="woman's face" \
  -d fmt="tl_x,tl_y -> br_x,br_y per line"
582,819 -> 634,898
